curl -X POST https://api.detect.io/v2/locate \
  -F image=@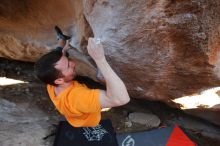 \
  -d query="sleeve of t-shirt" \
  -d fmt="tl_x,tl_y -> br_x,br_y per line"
67,85 -> 101,114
